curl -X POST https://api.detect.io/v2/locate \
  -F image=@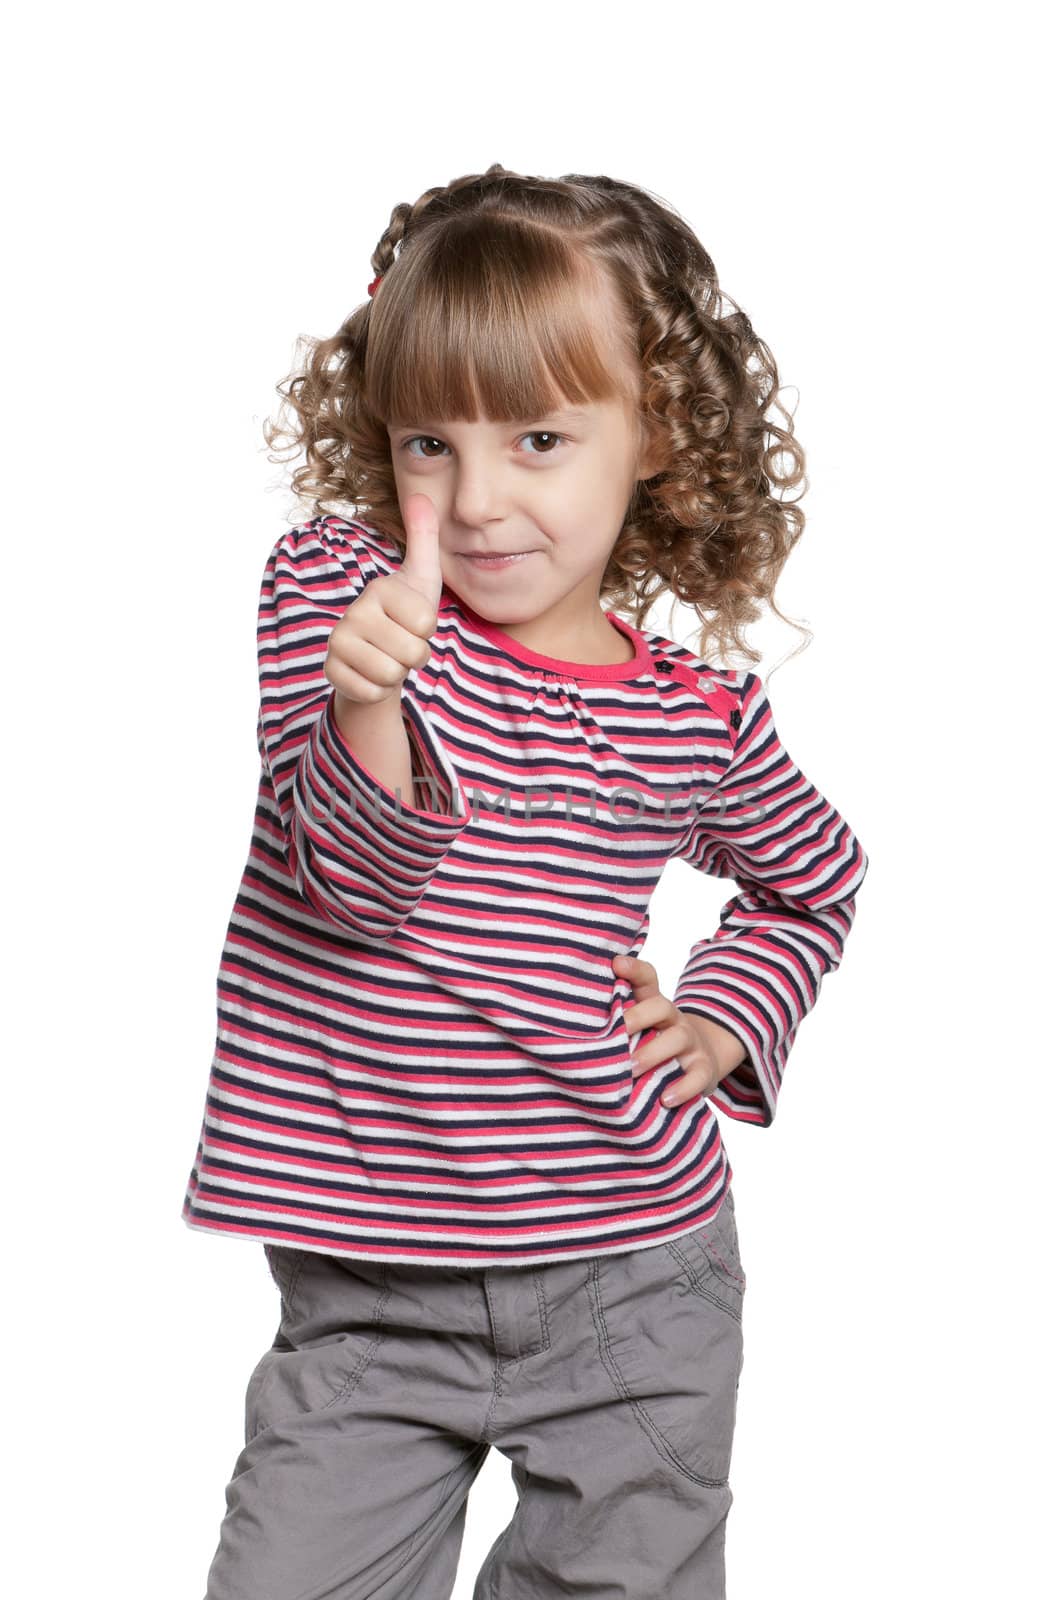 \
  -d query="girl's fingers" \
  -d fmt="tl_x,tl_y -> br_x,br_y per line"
325,656 -> 400,705
611,953 -> 717,1107
629,1021 -> 689,1075
613,952 -> 660,1000
339,620 -> 433,684
626,1011 -> 718,1107
622,990 -> 673,1037
660,1065 -> 716,1108
615,957 -> 713,1108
